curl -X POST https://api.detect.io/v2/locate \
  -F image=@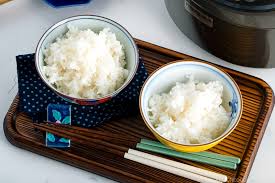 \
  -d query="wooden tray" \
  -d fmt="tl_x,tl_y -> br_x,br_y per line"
4,39 -> 274,183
